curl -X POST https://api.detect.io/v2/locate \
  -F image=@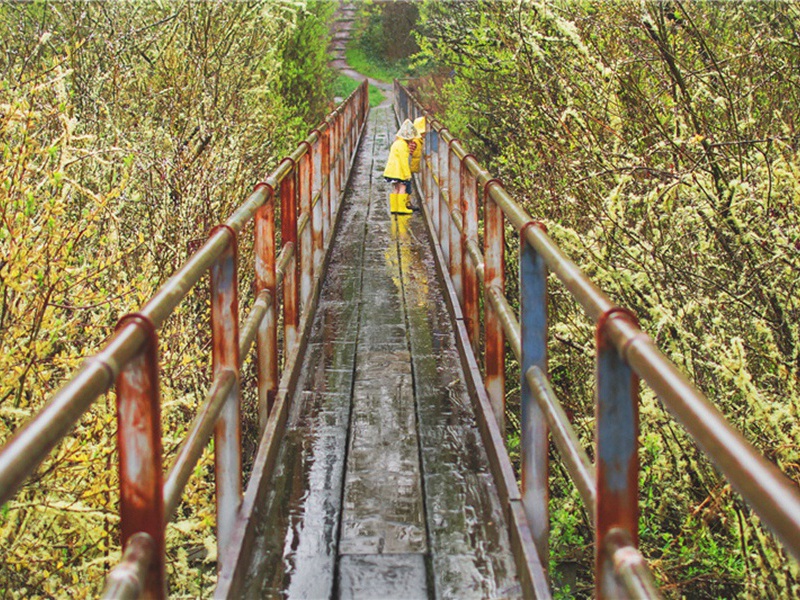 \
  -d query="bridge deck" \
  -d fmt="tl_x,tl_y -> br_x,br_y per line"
237,104 -> 521,599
